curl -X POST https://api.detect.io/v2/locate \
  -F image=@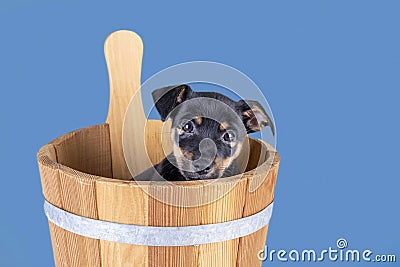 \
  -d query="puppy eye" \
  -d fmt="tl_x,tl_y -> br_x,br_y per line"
222,130 -> 236,142
182,121 -> 194,133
